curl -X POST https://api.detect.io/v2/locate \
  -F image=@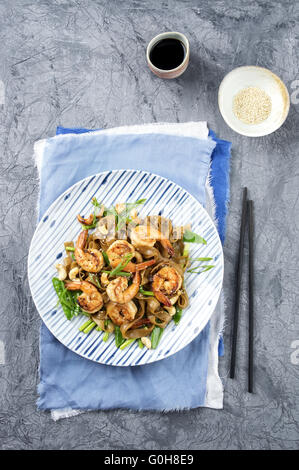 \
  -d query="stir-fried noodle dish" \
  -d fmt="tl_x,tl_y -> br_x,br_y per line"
53,198 -> 214,350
